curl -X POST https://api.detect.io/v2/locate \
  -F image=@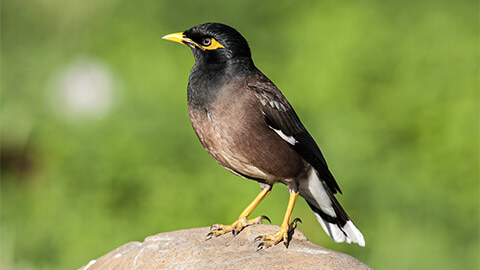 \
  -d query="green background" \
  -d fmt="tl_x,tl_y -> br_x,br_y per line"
1,0 -> 478,269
